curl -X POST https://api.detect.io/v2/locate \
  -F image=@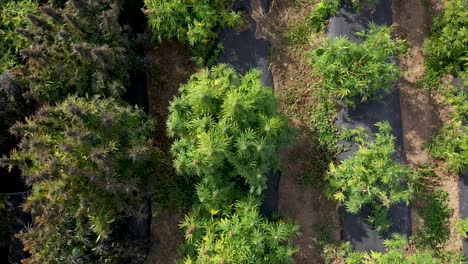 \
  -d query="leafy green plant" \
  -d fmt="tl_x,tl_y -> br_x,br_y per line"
308,0 -> 340,33
455,218 -> 468,238
0,0 -> 39,71
179,196 -> 299,264
413,190 -> 452,250
17,0 -> 137,103
300,0 -> 382,36
422,0 -> 467,88
167,64 -> 291,209
327,121 -> 417,232
428,84 -> 467,174
1,97 -> 158,263
308,24 -> 405,105
0,71 -> 29,152
144,0 -> 241,64
324,234 -> 465,264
